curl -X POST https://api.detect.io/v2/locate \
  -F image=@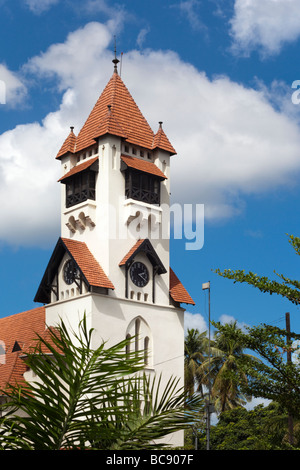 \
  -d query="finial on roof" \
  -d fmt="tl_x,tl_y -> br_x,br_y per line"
159,121 -> 163,128
70,126 -> 74,133
112,36 -> 120,74
107,104 -> 112,113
